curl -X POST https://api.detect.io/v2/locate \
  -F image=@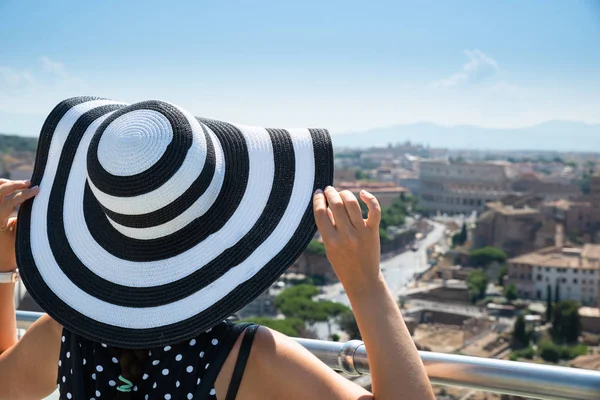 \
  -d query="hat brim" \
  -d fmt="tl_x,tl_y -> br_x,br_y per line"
16,97 -> 333,348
